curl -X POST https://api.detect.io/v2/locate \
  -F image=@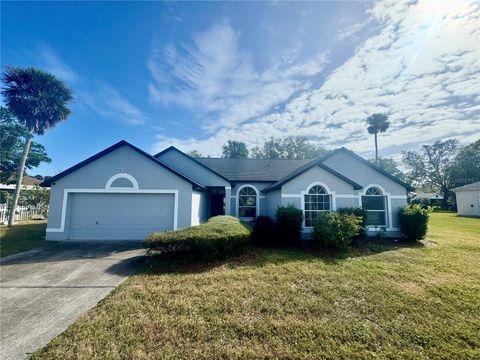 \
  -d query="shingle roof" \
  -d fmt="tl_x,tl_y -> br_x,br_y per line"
452,181 -> 480,191
195,158 -> 311,182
